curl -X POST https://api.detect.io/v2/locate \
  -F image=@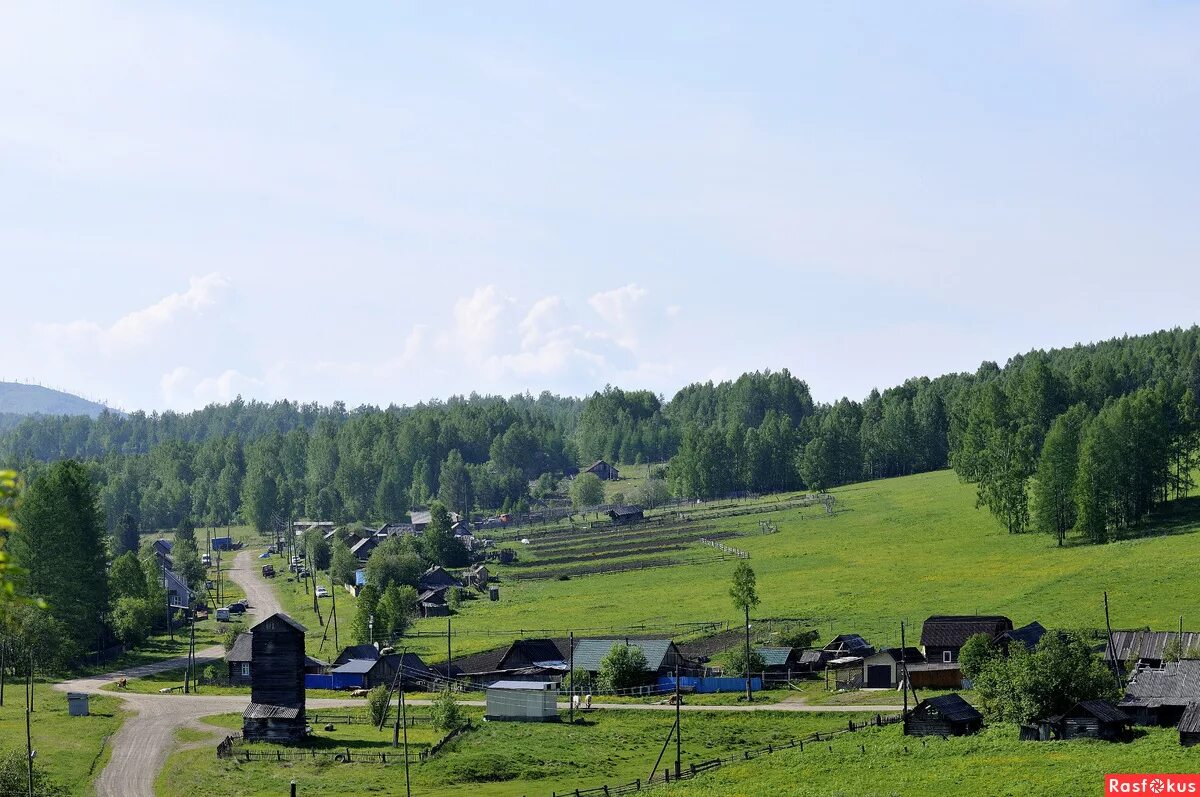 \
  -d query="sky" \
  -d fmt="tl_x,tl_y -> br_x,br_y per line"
2,1 -> 1198,413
